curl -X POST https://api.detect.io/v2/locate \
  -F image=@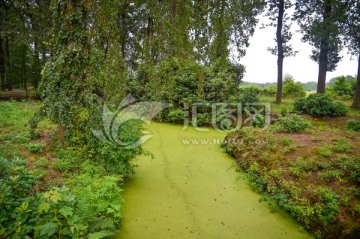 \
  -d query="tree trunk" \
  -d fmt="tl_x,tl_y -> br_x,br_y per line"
4,36 -> 12,91
33,41 -> 40,90
317,38 -> 328,93
21,45 -> 28,97
0,32 -> 4,91
352,50 -> 360,109
317,1 -> 332,94
276,0 -> 285,104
